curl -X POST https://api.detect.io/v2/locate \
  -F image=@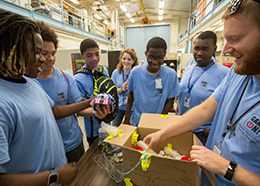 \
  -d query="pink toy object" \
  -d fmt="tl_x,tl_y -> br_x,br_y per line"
93,93 -> 111,110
